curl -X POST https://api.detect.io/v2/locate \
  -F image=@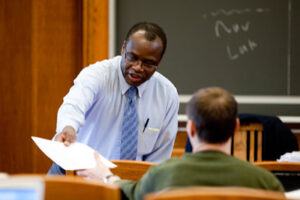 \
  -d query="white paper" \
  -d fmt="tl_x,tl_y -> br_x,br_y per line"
285,189 -> 300,200
277,151 -> 300,162
32,136 -> 116,170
